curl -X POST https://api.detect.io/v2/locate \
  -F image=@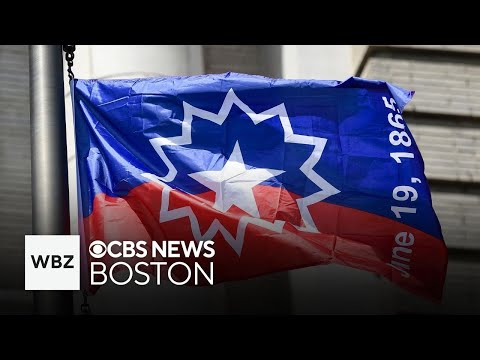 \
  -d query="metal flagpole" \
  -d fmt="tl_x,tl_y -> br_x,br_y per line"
29,45 -> 73,315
